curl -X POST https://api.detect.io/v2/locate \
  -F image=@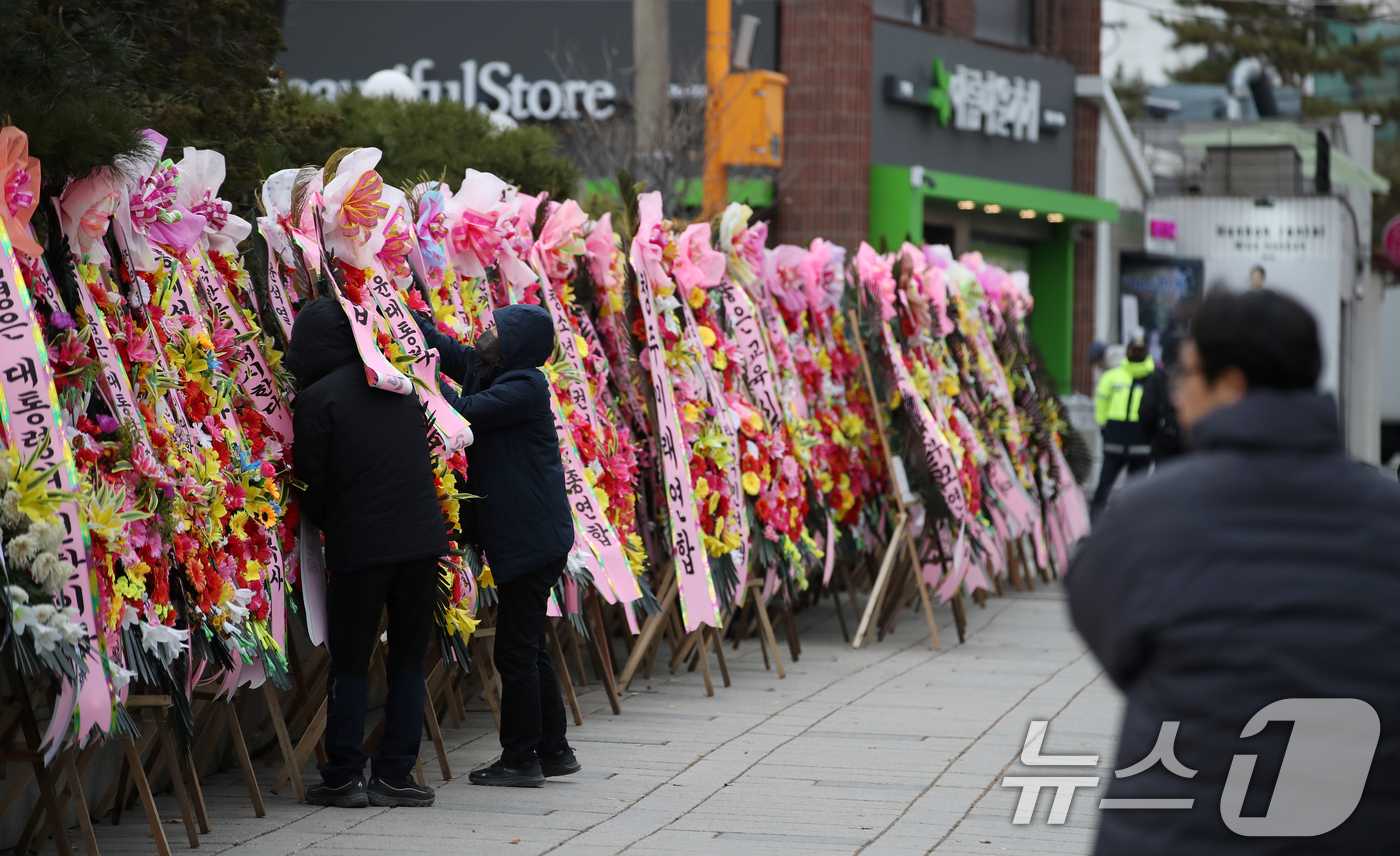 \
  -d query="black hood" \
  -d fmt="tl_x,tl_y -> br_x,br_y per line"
494,304 -> 555,371
1190,389 -> 1342,454
287,298 -> 360,387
